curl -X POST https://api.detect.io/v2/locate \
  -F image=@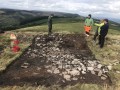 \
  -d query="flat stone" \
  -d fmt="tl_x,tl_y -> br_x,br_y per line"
77,67 -> 82,71
72,77 -> 78,81
21,65 -> 28,69
91,70 -> 95,75
63,74 -> 71,81
87,67 -> 94,71
98,70 -> 103,76
101,76 -> 107,80
56,48 -> 60,51
116,71 -> 120,74
82,67 -> 86,71
107,65 -> 112,70
33,73 -> 39,75
47,69 -> 52,73
65,65 -> 71,69
81,71 -> 86,74
69,70 -> 80,76
36,37 -> 40,40
103,68 -> 109,73
62,71 -> 68,75
23,62 -> 30,65
94,68 -> 100,72
97,64 -> 102,69
37,44 -> 41,46
37,67 -> 41,70
102,74 -> 108,78
53,69 -> 60,74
